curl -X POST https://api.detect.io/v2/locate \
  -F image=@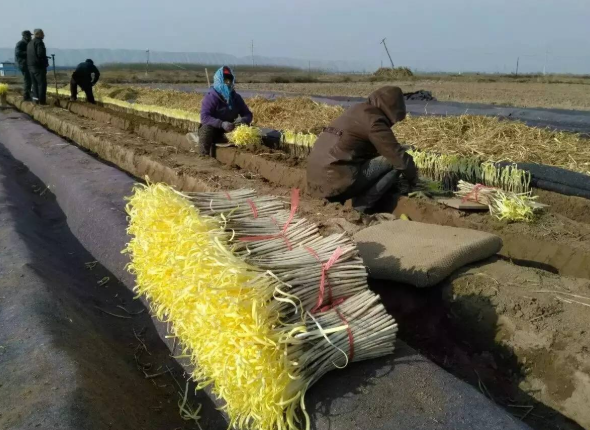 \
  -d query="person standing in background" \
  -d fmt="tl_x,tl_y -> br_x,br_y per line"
14,30 -> 32,101
27,29 -> 49,105
70,59 -> 100,104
